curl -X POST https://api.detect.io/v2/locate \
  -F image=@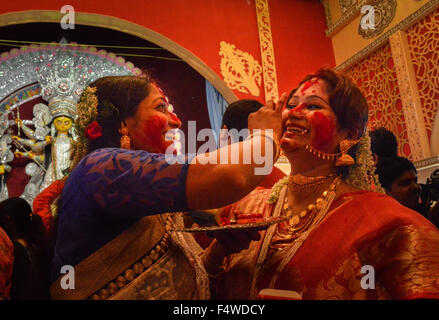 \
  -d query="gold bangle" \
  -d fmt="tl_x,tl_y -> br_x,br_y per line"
246,130 -> 280,162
